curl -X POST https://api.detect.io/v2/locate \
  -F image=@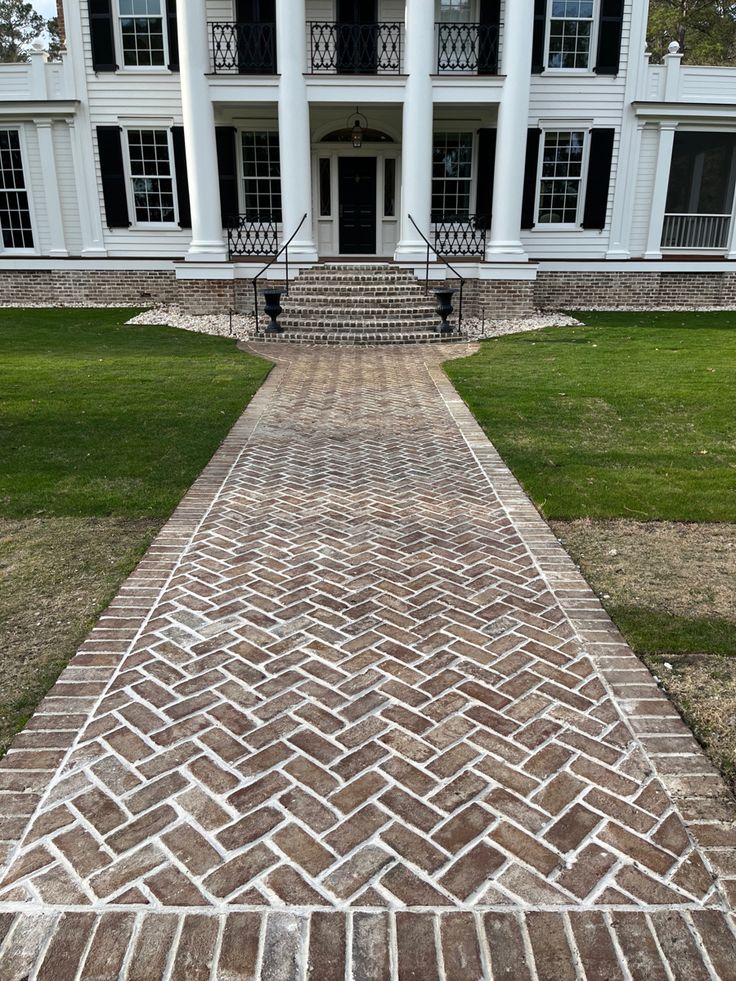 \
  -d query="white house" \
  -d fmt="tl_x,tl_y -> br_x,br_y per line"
2,0 -> 736,320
